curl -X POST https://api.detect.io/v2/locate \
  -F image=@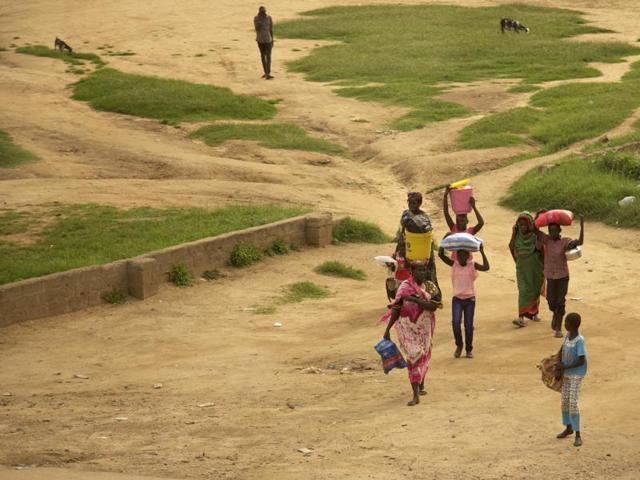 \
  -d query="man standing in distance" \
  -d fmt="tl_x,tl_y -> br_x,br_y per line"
254,6 -> 274,79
